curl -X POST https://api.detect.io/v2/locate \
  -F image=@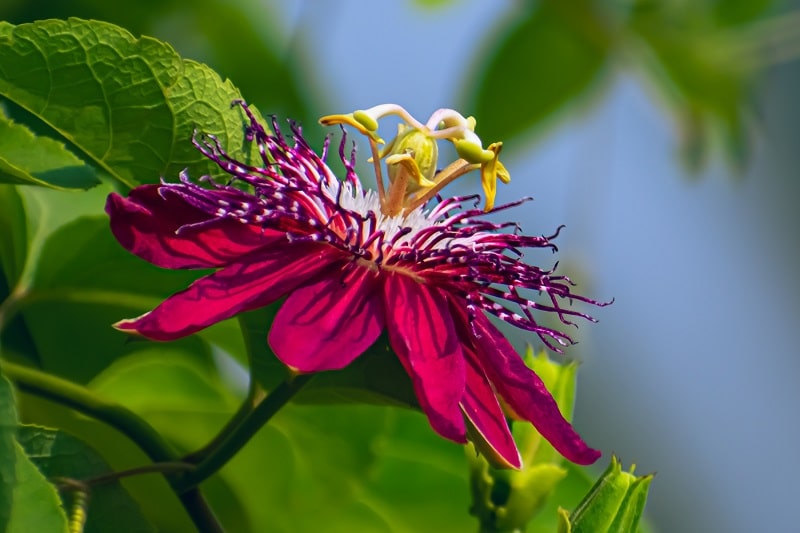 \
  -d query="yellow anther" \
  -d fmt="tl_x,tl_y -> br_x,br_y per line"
353,110 -> 379,132
454,139 -> 494,164
319,113 -> 384,144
